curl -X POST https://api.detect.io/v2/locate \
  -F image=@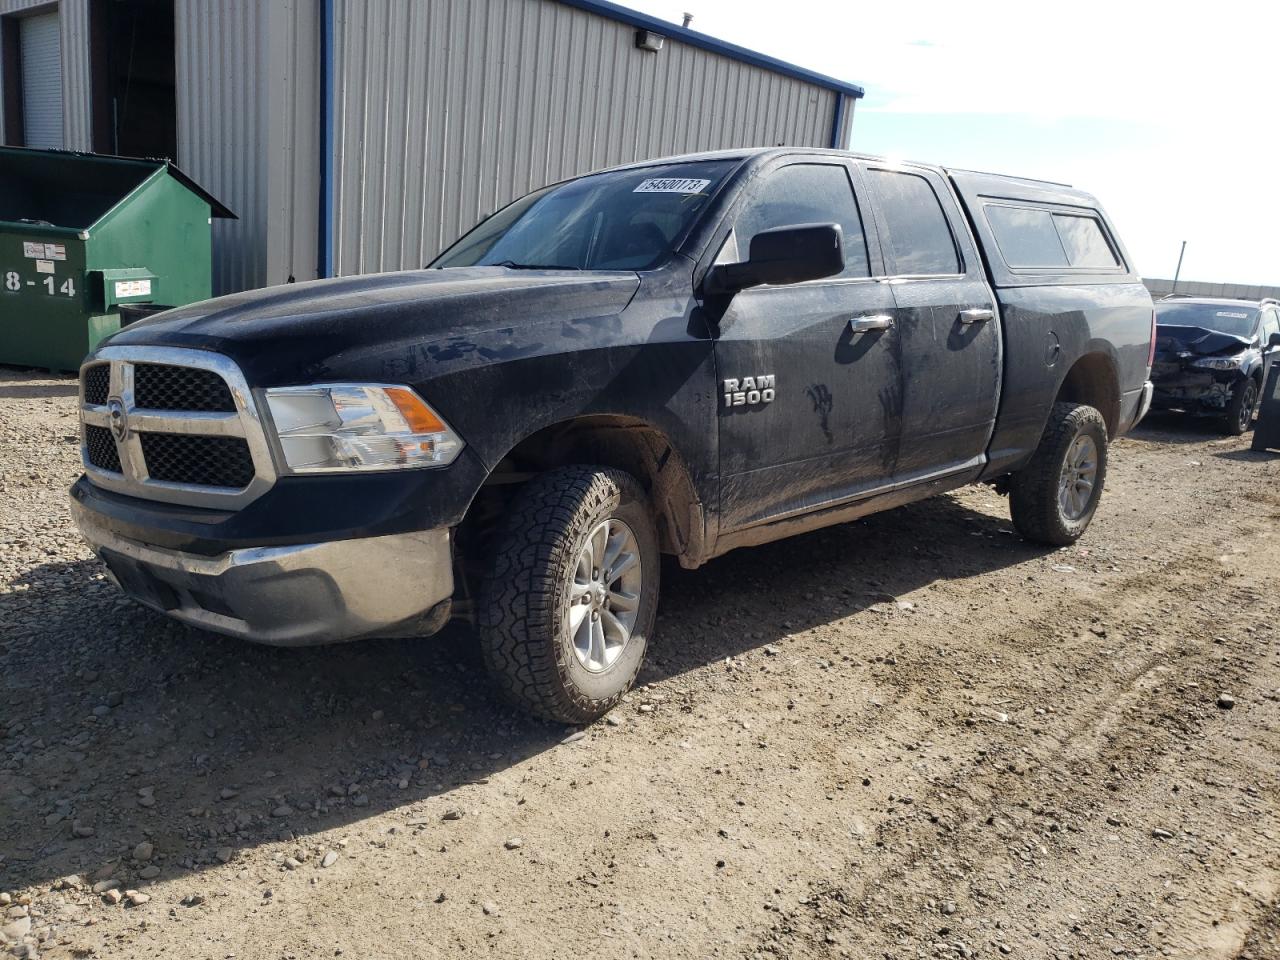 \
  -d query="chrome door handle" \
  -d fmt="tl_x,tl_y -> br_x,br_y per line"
848,314 -> 893,334
958,307 -> 994,325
